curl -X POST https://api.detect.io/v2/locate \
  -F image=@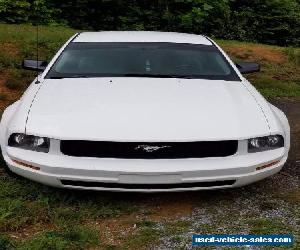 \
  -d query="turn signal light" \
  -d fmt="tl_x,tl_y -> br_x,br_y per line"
256,160 -> 280,171
12,159 -> 40,171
